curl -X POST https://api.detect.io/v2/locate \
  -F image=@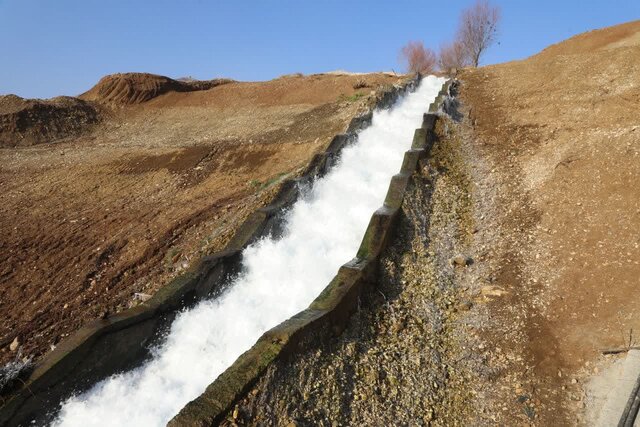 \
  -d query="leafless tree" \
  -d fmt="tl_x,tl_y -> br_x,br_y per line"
438,38 -> 470,73
400,41 -> 437,74
458,0 -> 500,67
